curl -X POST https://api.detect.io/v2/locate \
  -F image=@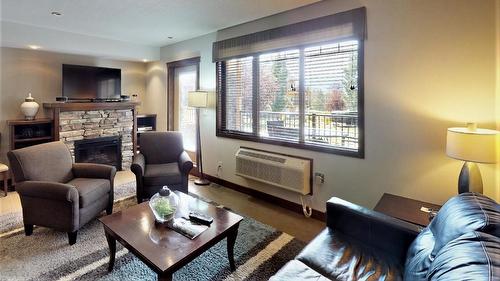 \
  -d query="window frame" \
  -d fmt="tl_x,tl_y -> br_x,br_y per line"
216,38 -> 365,158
